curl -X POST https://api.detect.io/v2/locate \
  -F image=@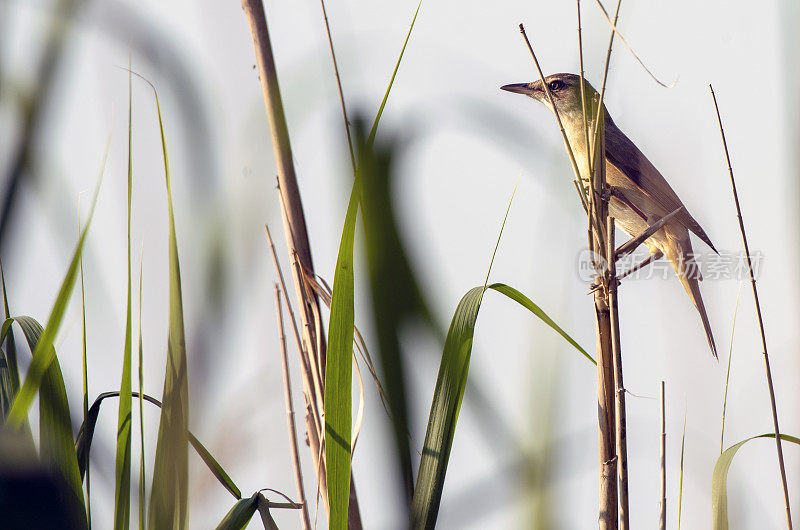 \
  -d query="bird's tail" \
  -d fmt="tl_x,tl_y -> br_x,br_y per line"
676,263 -> 717,359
